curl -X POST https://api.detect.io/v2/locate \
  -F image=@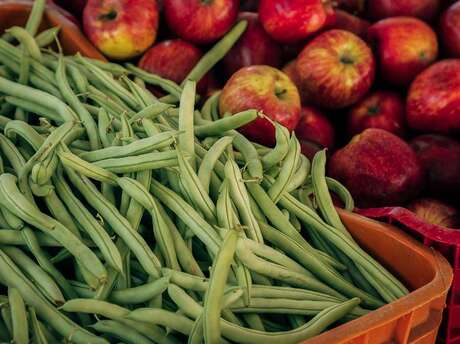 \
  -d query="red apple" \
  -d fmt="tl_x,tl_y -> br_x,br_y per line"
348,91 -> 406,137
163,0 -> 239,44
325,9 -> 370,39
296,29 -> 375,109
83,0 -> 159,60
138,39 -> 209,94
222,12 -> 282,77
282,60 -> 309,105
407,59 -> 460,134
295,106 -> 335,149
258,0 -> 330,43
366,0 -> 440,22
368,17 -> 438,87
219,65 -> 301,146
440,1 -> 460,57
407,198 -> 460,228
410,134 -> 460,197
328,128 -> 424,207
